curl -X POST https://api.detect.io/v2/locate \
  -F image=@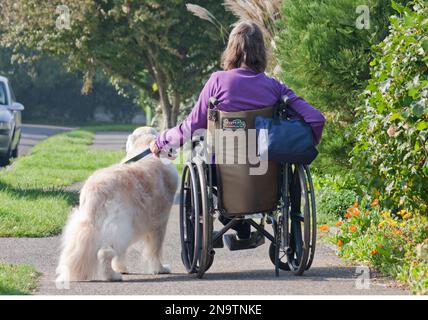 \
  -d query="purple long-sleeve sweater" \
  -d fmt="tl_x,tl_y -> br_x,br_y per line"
156,68 -> 326,150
